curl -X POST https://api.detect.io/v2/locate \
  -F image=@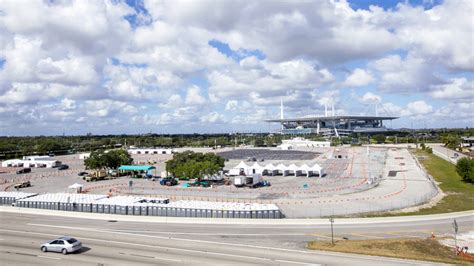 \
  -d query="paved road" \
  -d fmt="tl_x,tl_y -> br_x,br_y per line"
427,144 -> 469,164
1,210 -> 472,265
